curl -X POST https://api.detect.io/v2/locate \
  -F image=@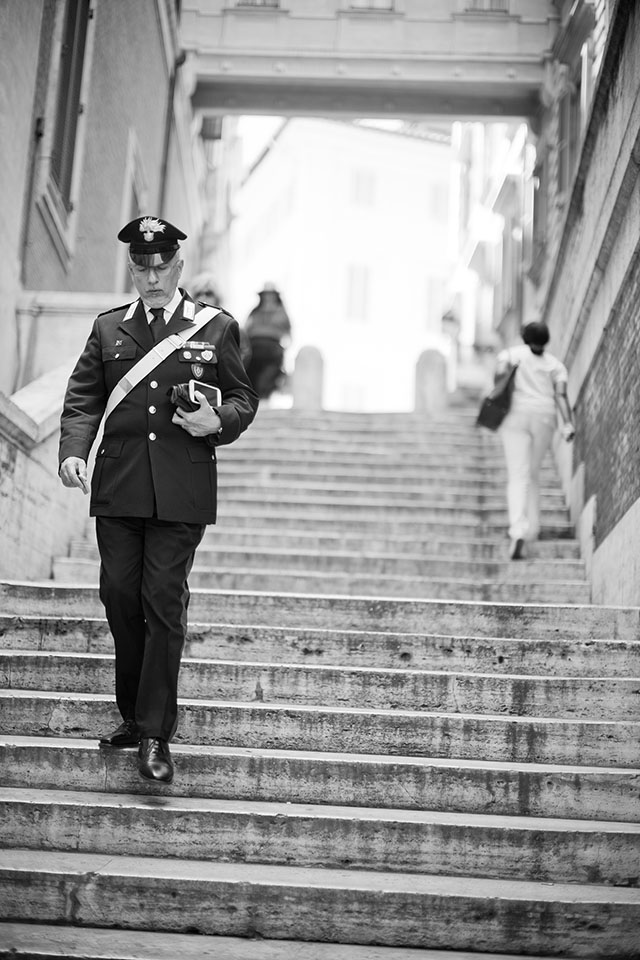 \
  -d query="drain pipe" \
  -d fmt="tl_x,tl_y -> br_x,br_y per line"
158,50 -> 186,216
